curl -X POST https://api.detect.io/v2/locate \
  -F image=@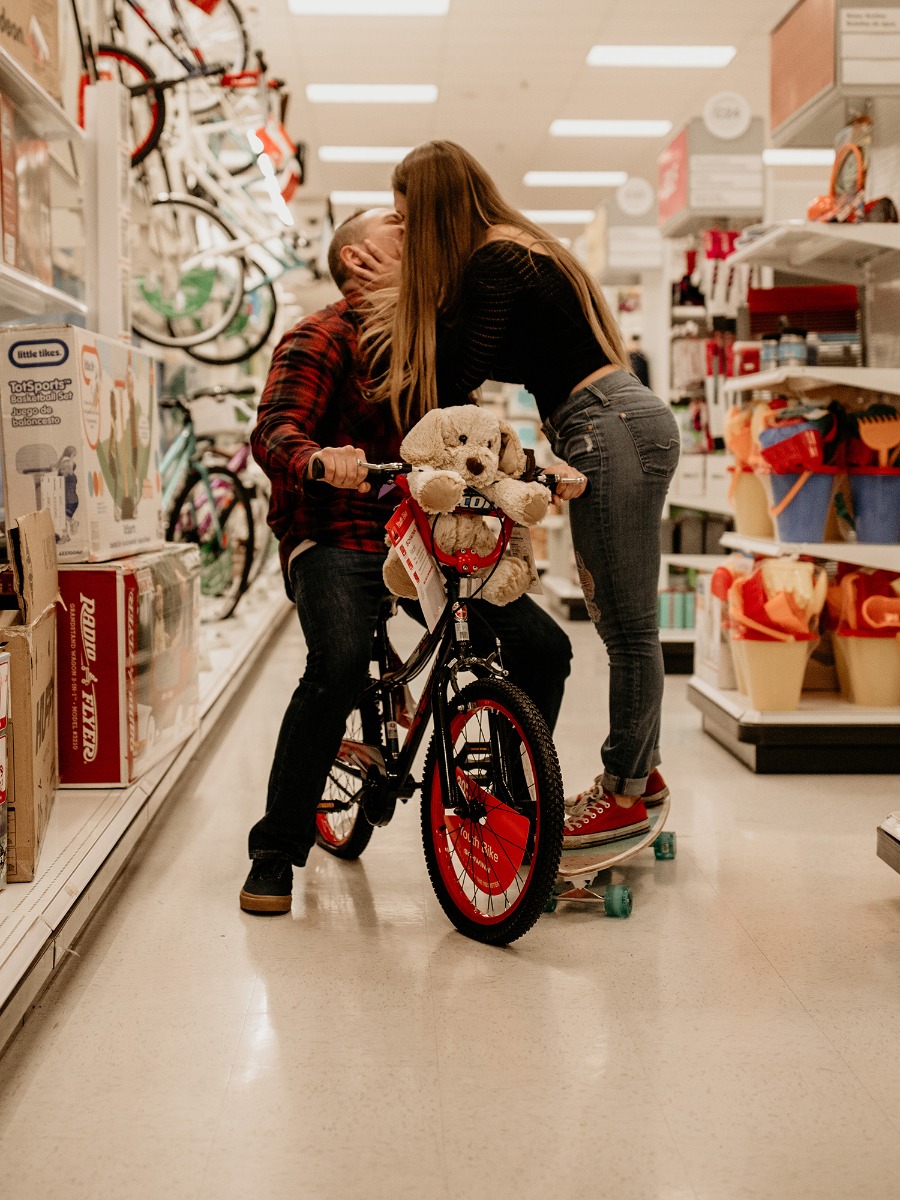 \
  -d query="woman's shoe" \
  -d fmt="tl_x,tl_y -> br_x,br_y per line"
643,769 -> 669,808
563,784 -> 650,848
